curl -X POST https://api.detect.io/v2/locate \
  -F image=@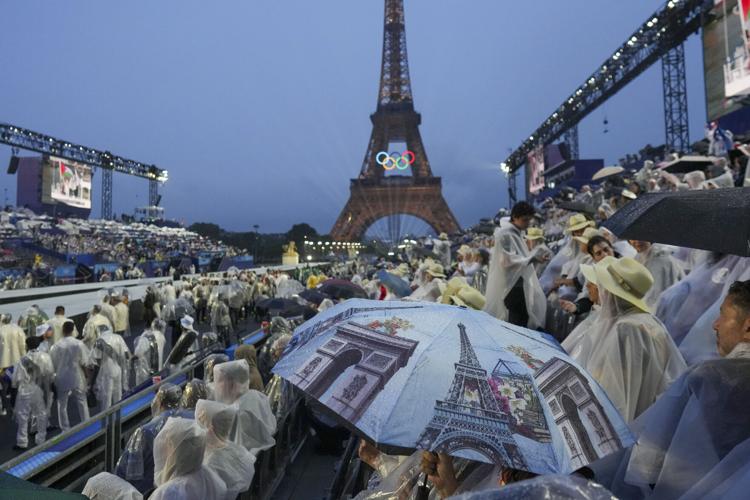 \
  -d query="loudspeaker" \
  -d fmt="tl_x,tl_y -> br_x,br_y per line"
7,156 -> 19,174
